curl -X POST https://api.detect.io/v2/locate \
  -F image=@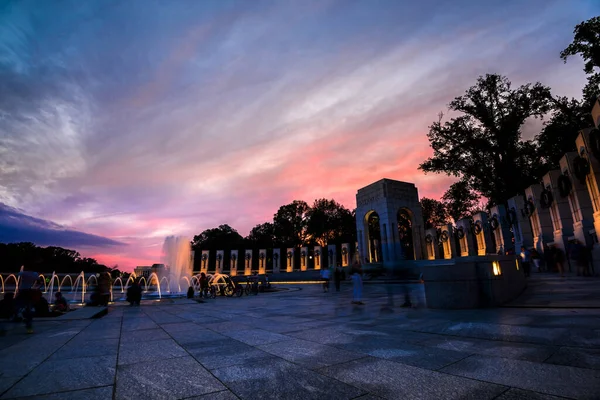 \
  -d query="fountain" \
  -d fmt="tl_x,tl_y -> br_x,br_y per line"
161,235 -> 193,293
